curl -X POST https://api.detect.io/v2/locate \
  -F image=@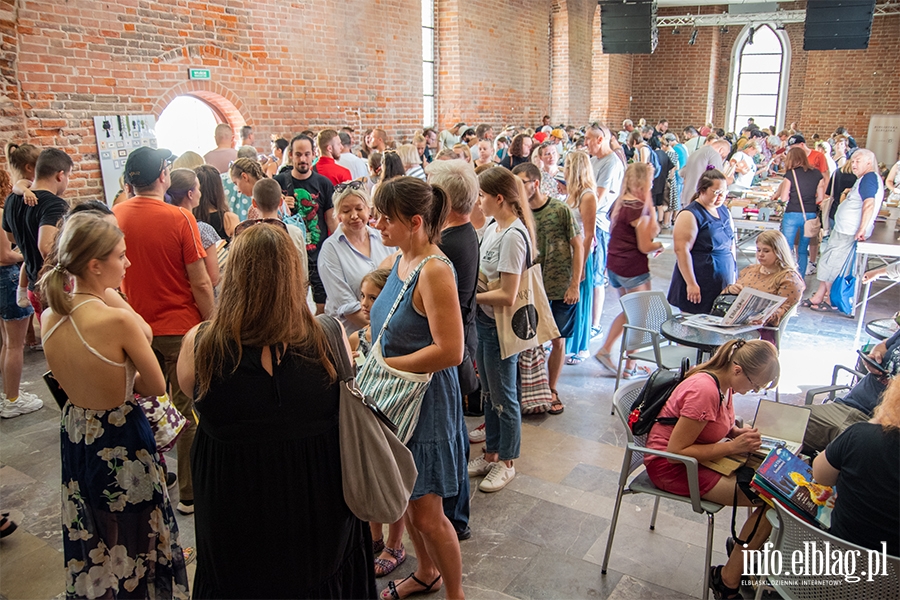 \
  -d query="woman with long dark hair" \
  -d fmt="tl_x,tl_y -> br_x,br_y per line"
194,164 -> 239,242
